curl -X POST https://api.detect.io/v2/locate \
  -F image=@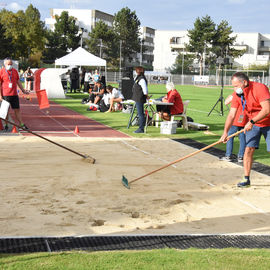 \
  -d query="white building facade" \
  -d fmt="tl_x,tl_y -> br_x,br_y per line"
153,30 -> 270,73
